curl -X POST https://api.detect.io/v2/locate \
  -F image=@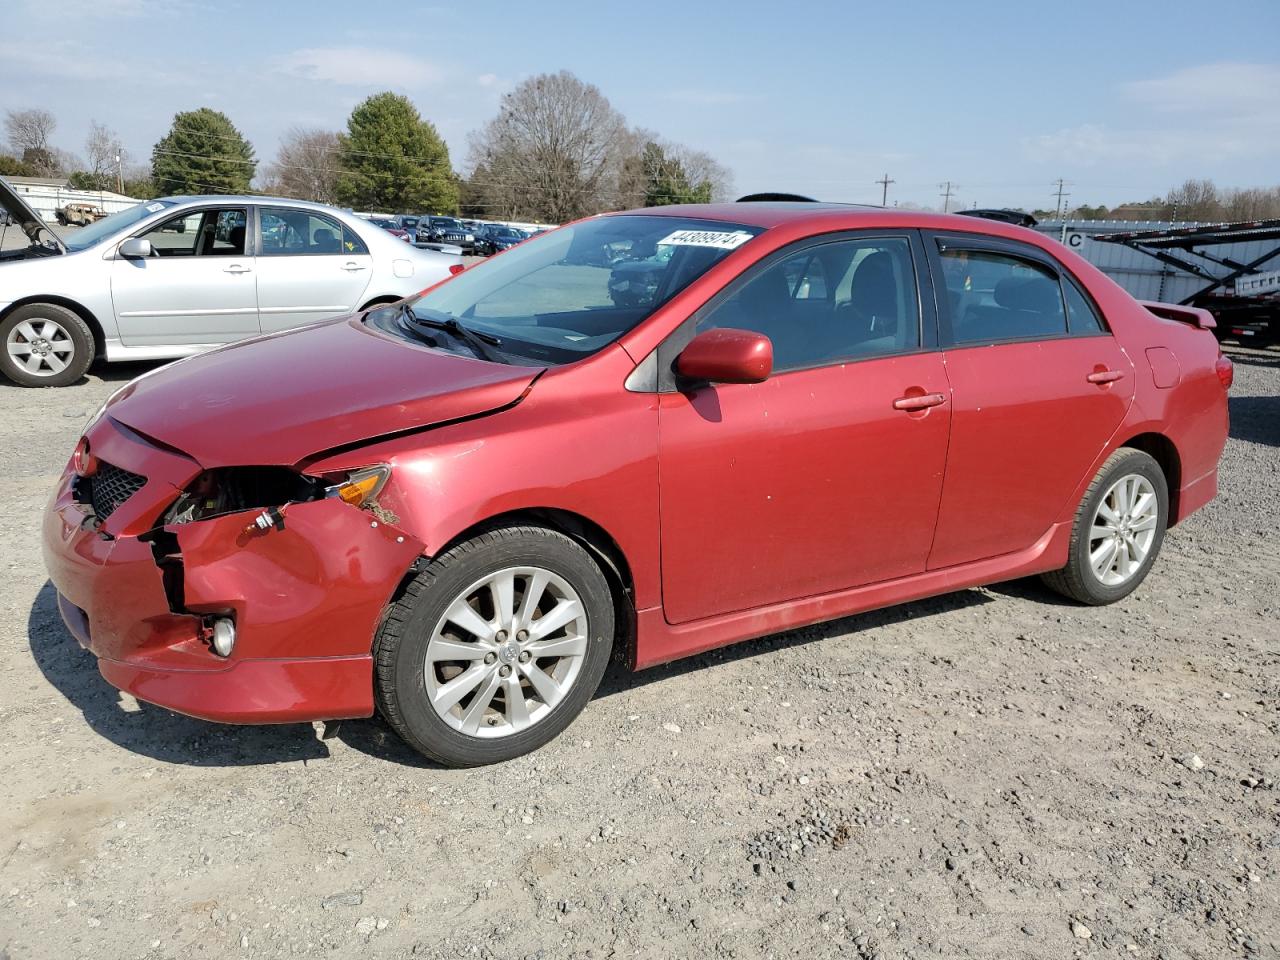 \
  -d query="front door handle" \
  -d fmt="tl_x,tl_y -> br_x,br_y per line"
223,264 -> 251,274
1086,369 -> 1125,384
341,262 -> 368,272
893,392 -> 947,411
